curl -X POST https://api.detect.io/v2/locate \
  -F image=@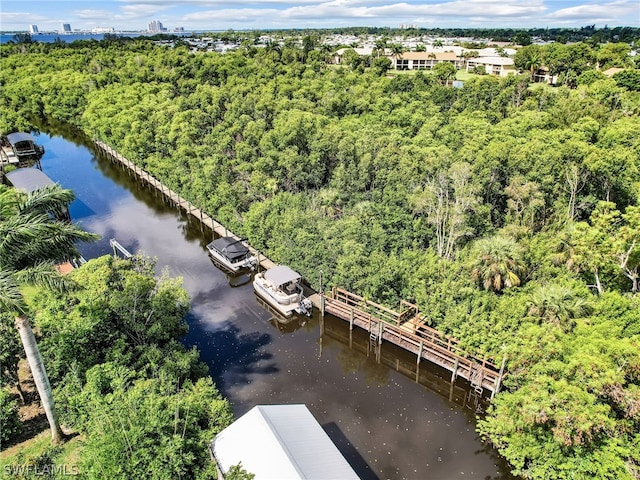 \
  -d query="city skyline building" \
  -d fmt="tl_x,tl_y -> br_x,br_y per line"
148,20 -> 166,33
61,23 -> 71,33
29,24 -> 39,34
